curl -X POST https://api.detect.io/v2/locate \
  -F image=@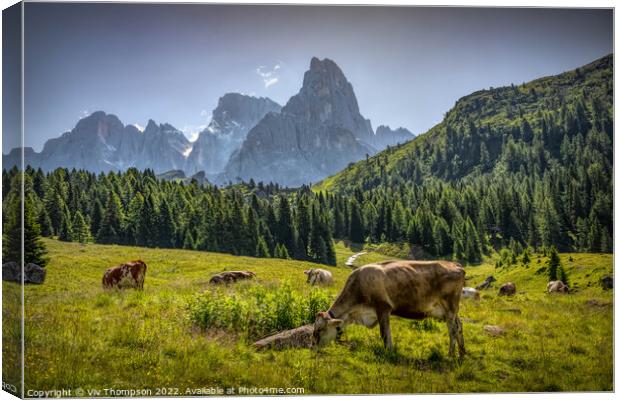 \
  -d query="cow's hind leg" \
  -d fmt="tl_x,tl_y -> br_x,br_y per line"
455,316 -> 465,359
377,308 -> 393,349
446,316 -> 456,357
